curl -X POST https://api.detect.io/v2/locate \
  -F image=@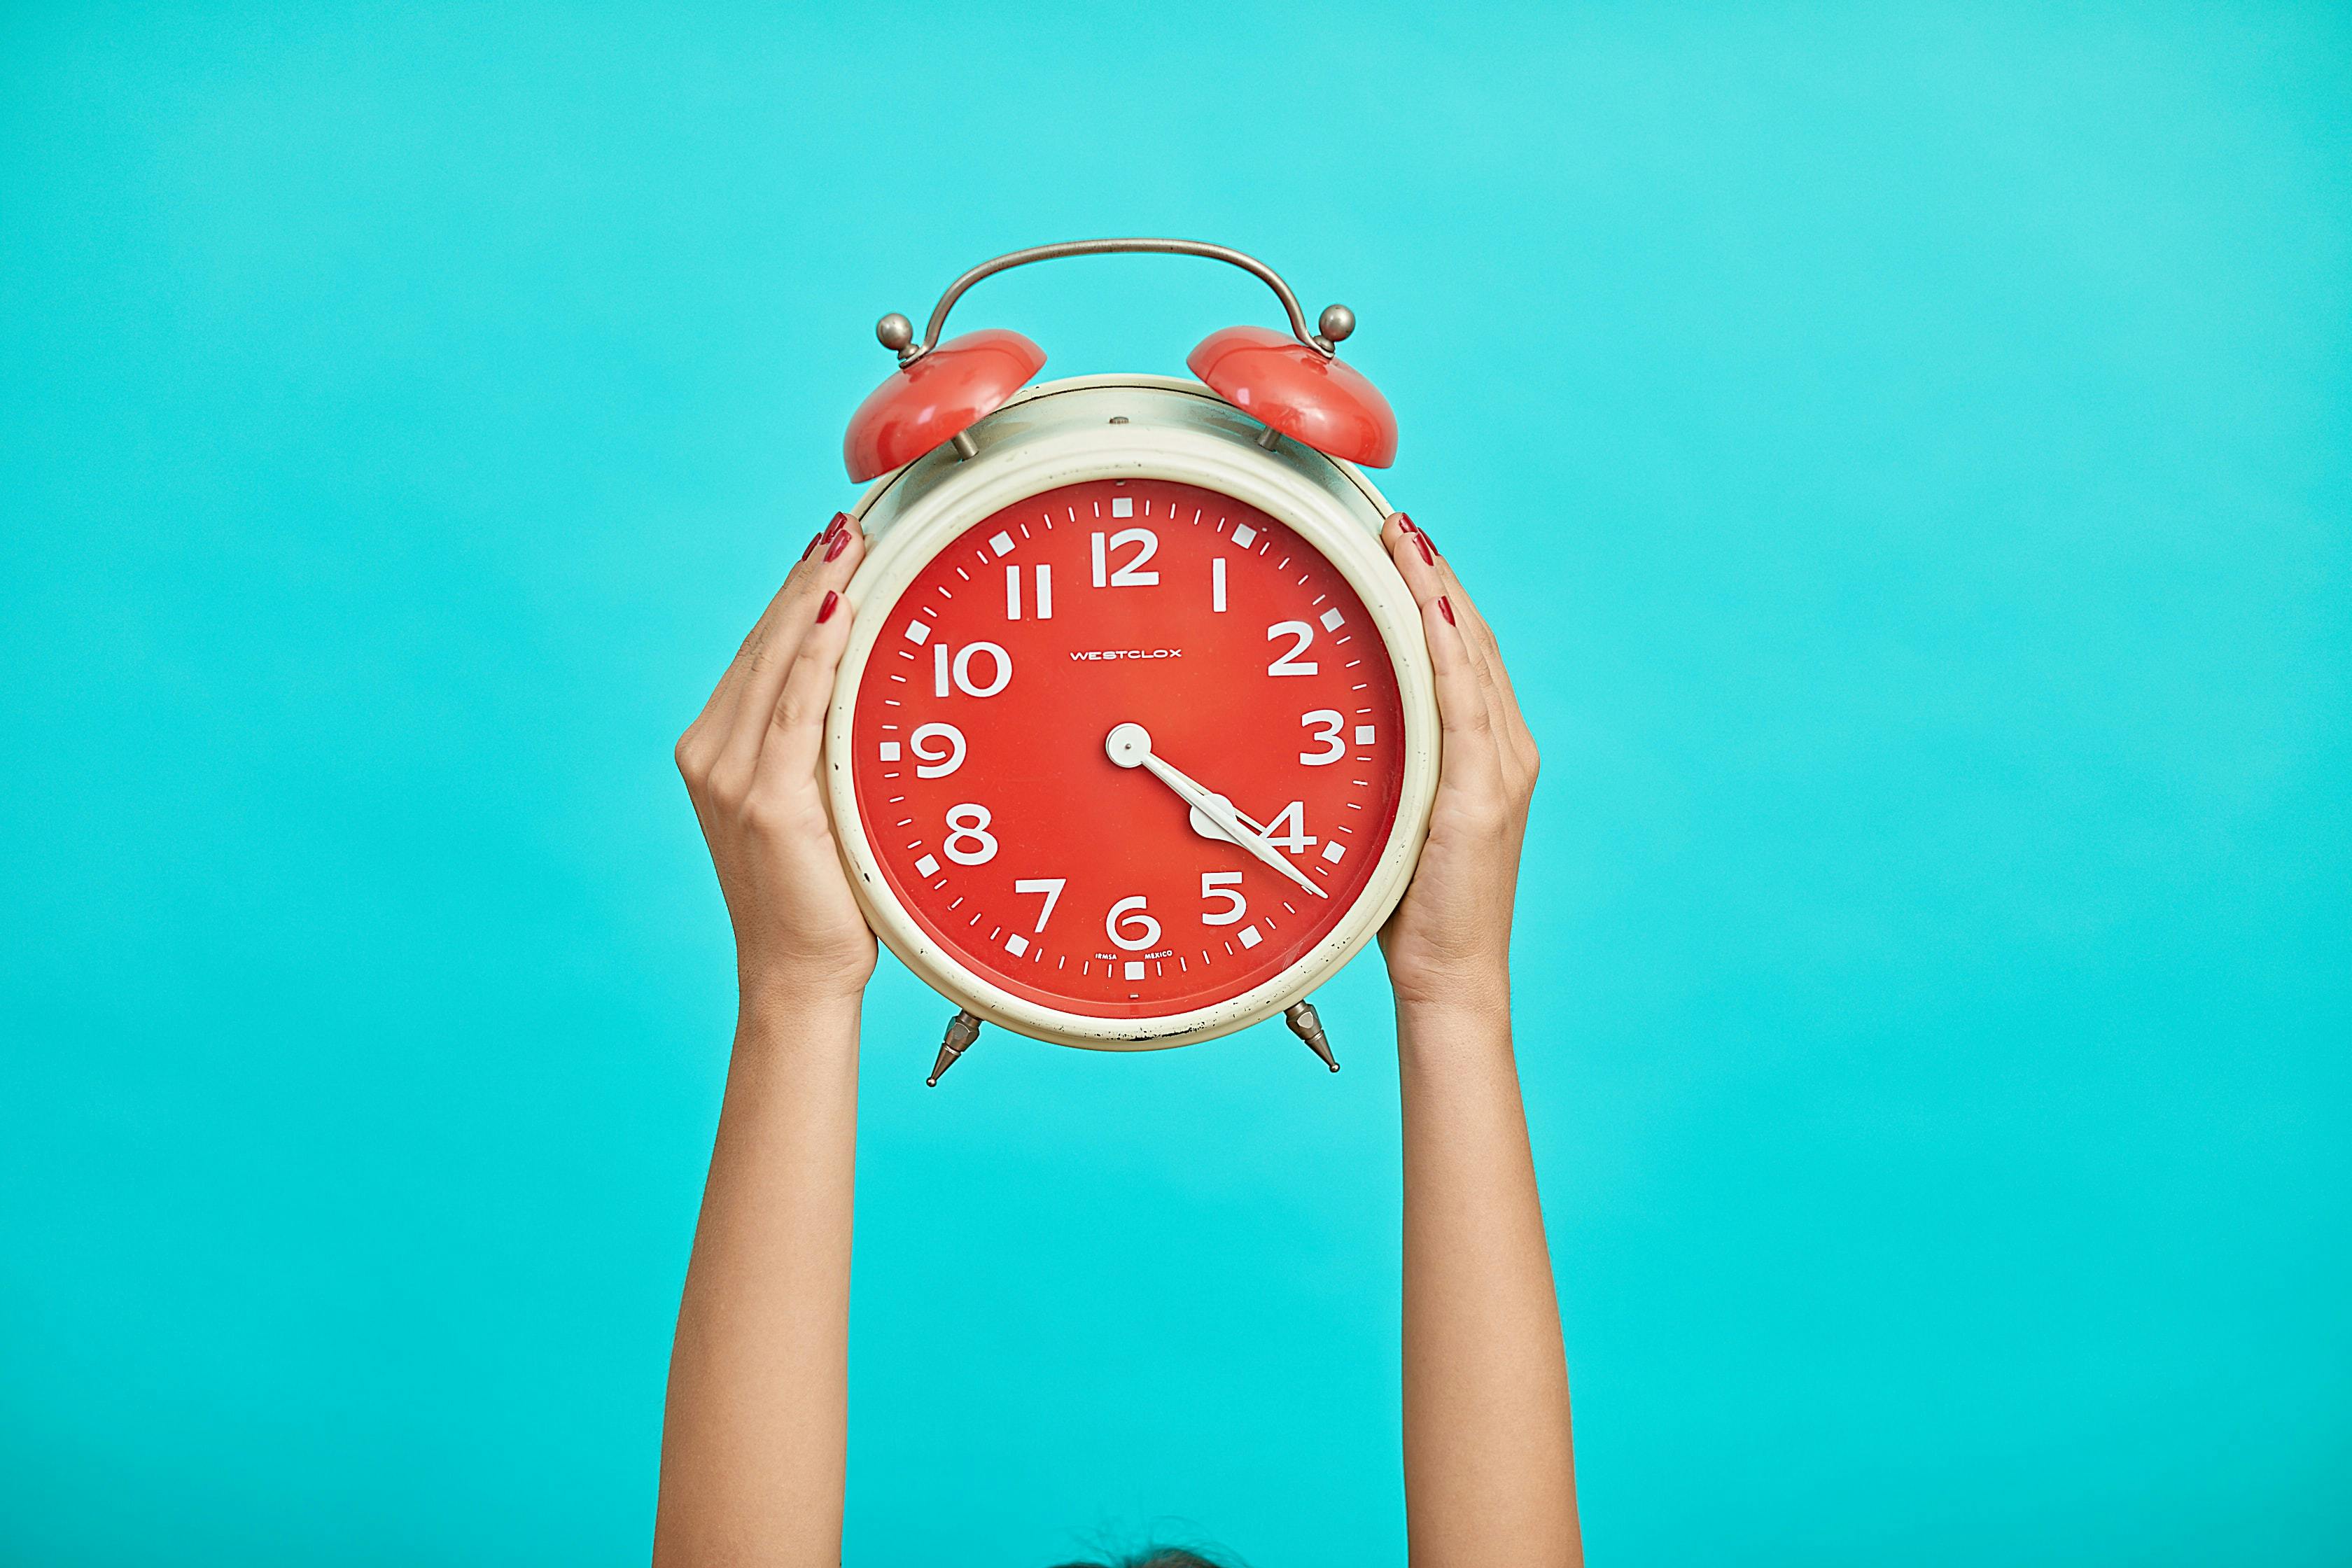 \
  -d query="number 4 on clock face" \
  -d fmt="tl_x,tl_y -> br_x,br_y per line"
1261,801 -> 1314,852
